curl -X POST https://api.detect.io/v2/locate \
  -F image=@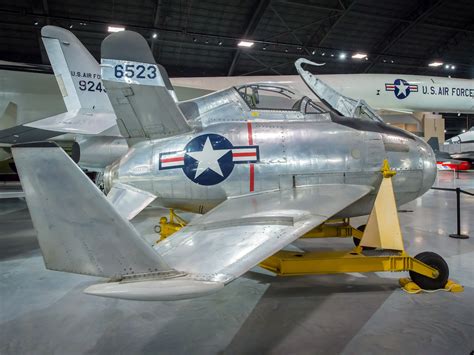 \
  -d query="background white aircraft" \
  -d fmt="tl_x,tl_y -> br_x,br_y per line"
0,26 -> 472,170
